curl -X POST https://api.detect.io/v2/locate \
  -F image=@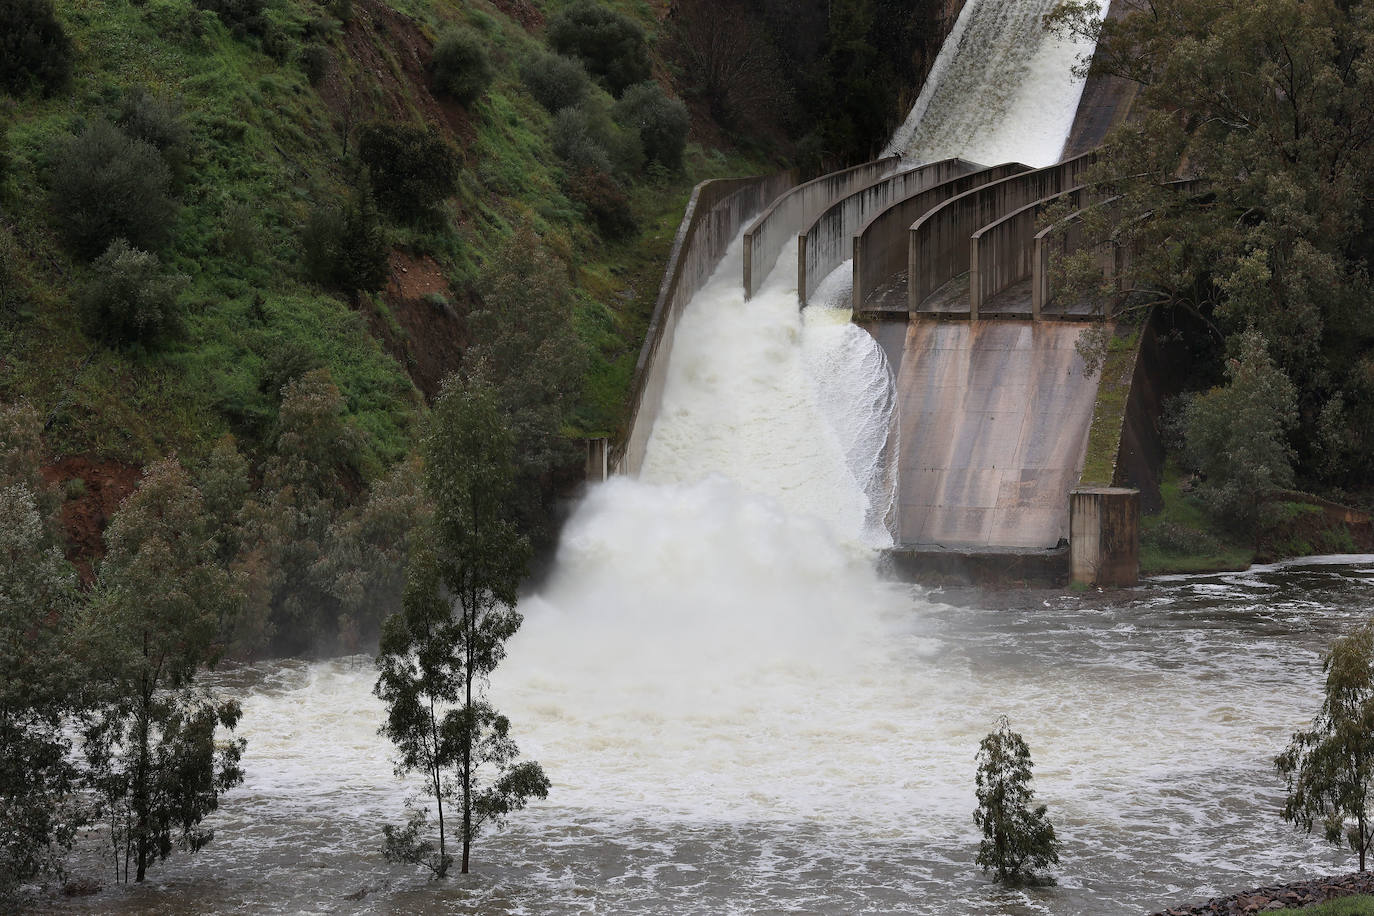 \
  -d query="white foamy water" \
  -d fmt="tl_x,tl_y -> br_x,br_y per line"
37,3 -> 1370,914
885,0 -> 1109,166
